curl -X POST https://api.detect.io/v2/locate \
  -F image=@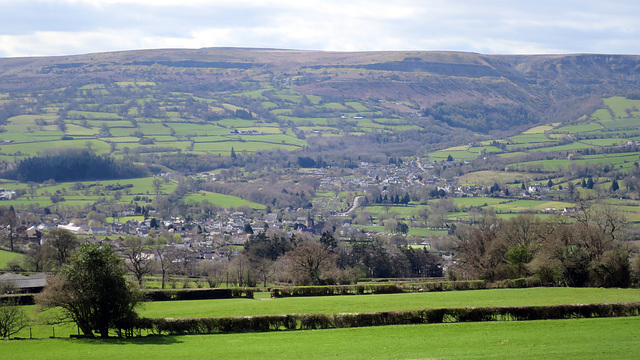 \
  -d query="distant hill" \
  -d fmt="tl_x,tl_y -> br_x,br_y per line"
1,49 -> 640,130
0,47 -> 639,171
